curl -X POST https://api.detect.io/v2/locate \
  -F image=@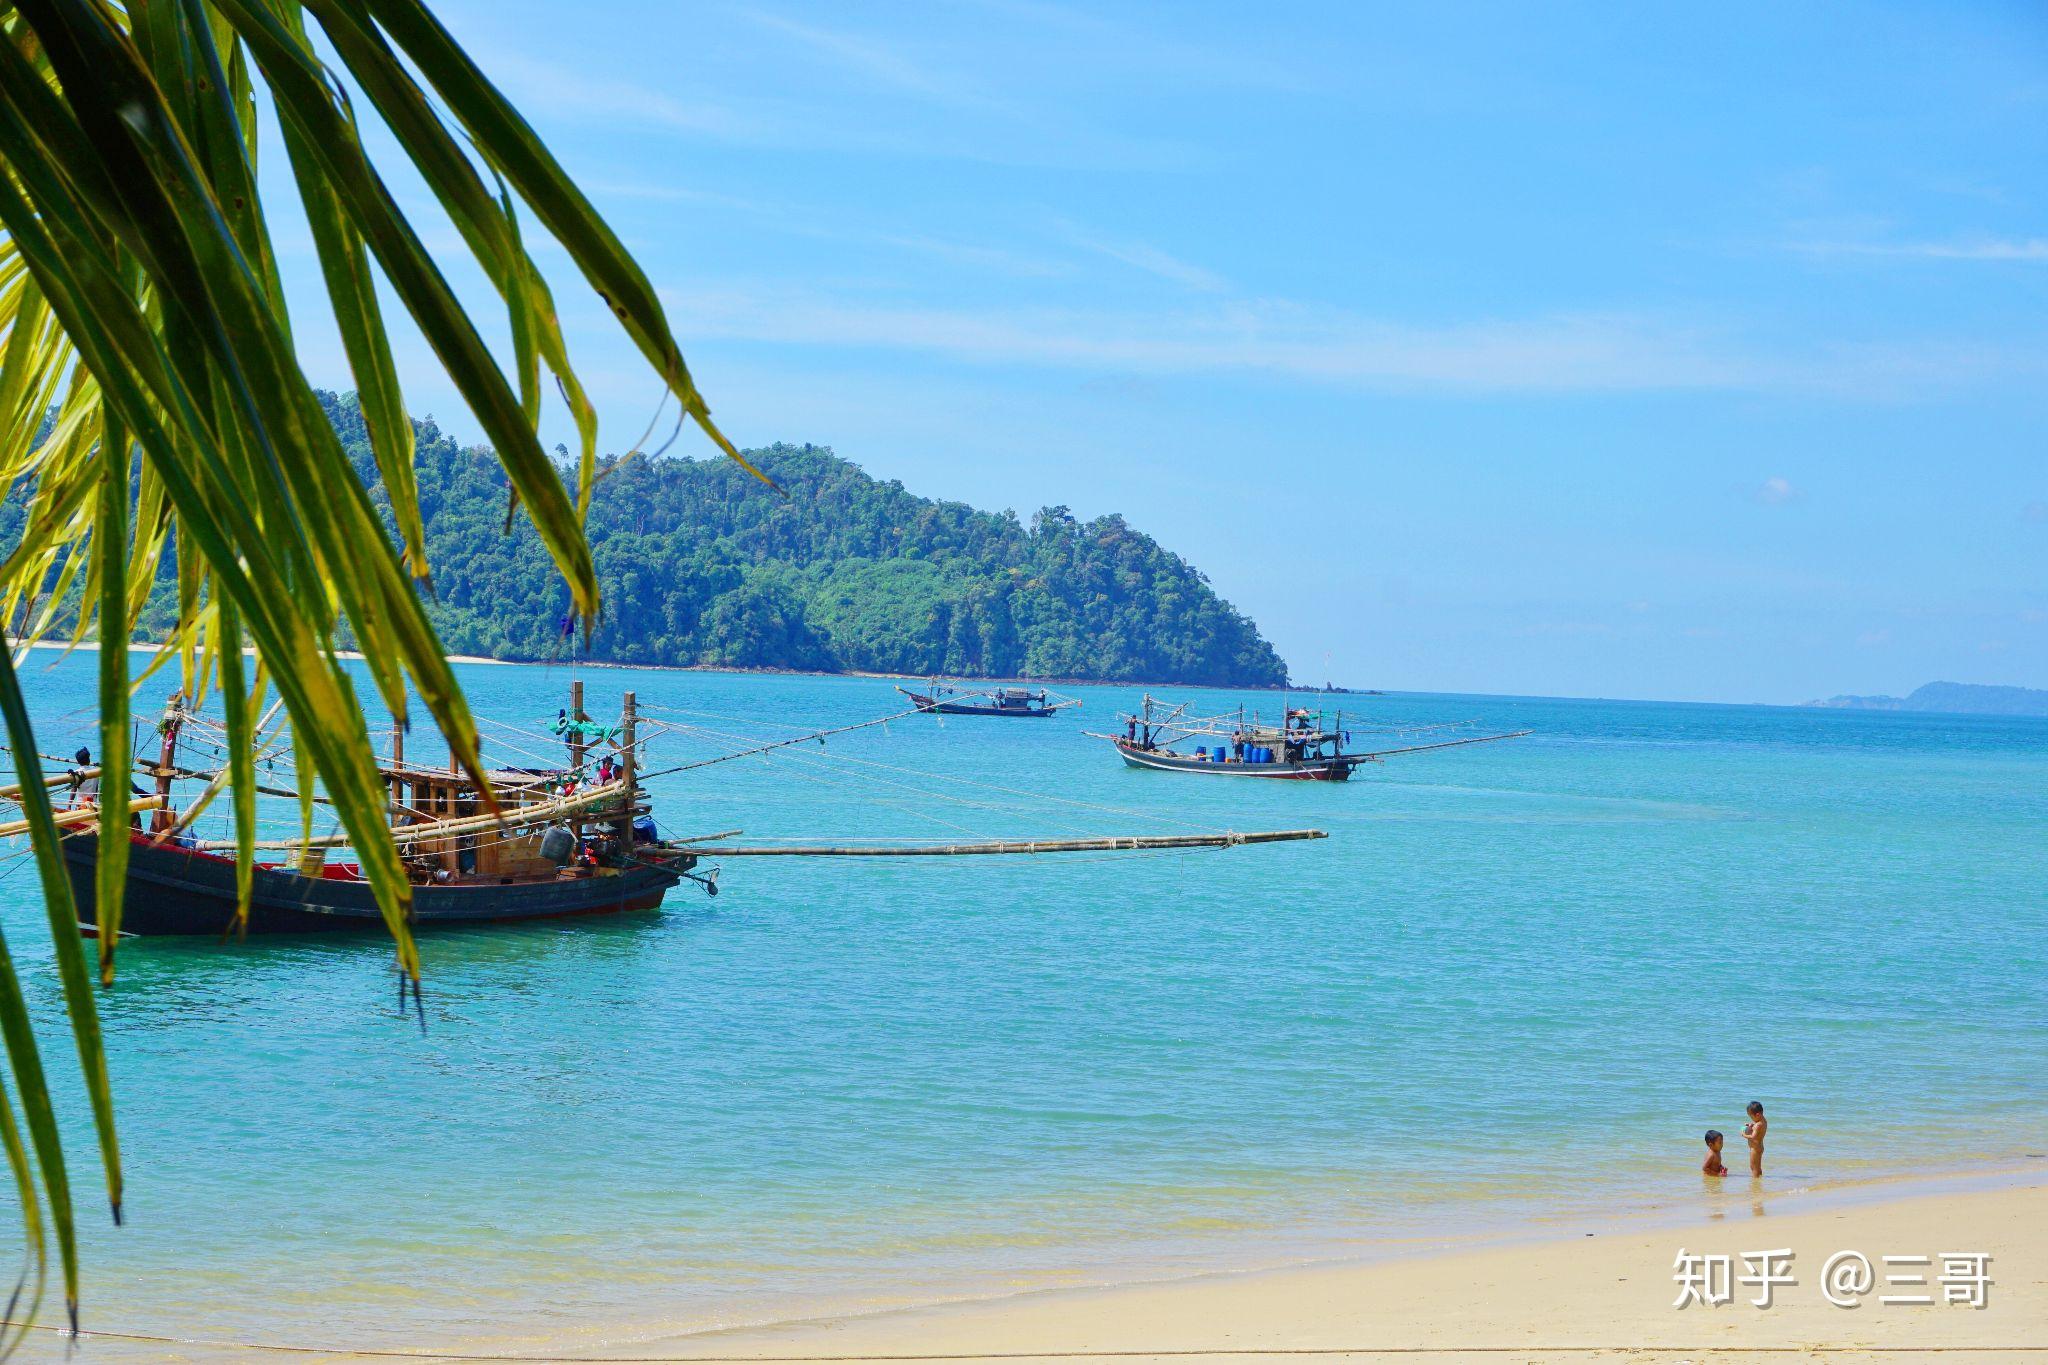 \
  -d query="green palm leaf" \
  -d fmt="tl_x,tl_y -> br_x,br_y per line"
0,0 -> 759,1341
